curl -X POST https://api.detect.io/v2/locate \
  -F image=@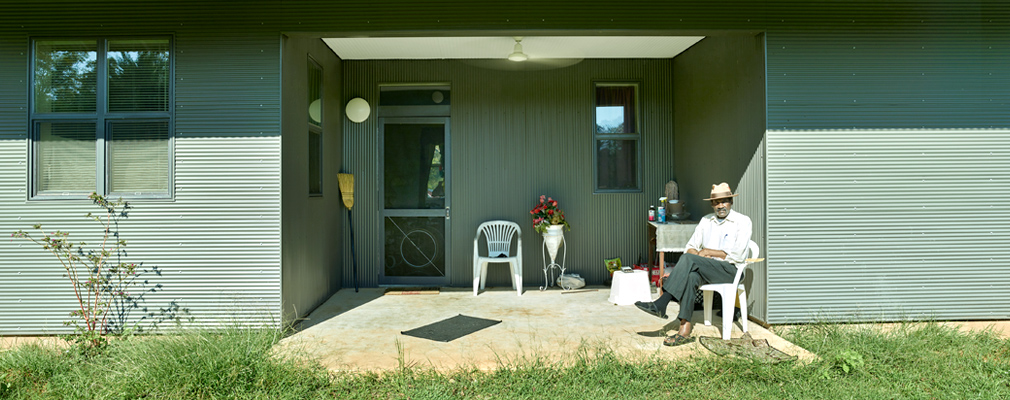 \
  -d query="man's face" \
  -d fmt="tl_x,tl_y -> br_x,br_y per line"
711,198 -> 732,219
